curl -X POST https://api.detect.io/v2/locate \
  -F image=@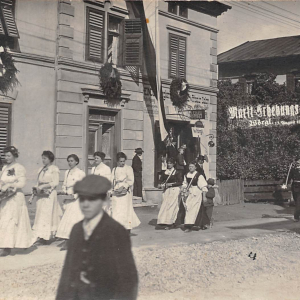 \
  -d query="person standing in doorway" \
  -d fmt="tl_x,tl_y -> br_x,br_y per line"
176,147 -> 186,180
91,151 -> 111,181
56,175 -> 138,300
132,148 -> 143,198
